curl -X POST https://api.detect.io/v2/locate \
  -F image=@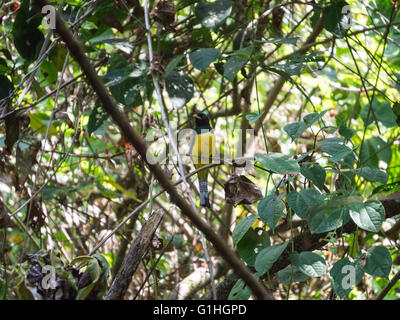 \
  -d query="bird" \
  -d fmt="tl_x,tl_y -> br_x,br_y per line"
190,112 -> 216,208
